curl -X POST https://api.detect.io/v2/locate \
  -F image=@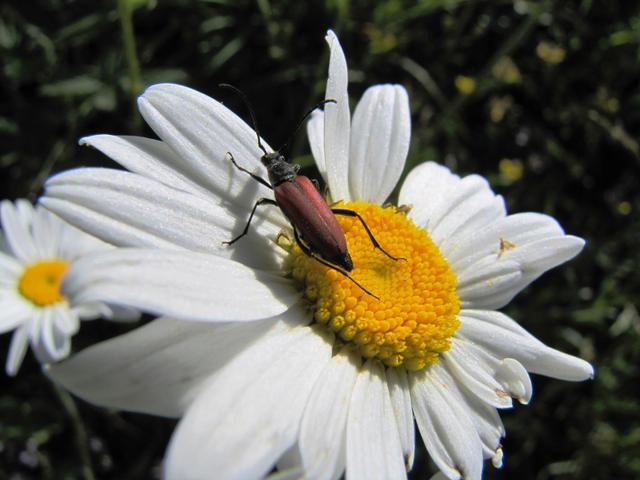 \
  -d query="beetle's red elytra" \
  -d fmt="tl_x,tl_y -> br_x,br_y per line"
273,174 -> 353,271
